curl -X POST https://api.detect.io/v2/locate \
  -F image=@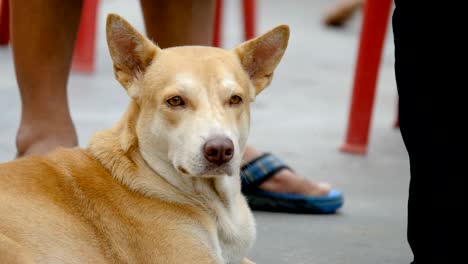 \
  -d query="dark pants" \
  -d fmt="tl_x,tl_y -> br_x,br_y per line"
393,1 -> 466,263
